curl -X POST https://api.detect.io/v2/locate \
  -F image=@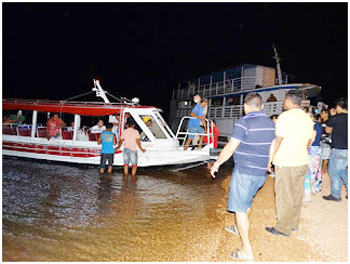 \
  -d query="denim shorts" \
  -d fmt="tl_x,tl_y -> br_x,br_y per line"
227,170 -> 266,213
123,148 -> 138,166
100,153 -> 114,169
188,124 -> 205,139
